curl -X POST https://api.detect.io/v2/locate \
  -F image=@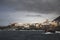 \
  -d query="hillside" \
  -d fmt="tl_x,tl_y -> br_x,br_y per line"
54,16 -> 60,22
